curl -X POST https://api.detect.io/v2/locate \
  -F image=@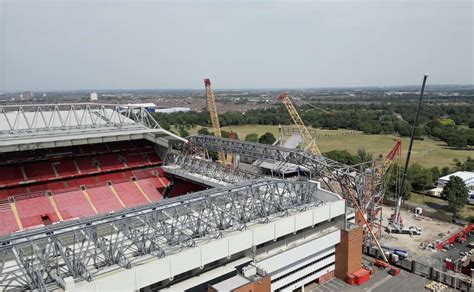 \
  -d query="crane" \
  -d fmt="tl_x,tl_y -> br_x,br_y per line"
389,75 -> 428,234
363,139 -> 402,239
204,78 -> 226,164
226,130 -> 234,166
278,92 -> 321,155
